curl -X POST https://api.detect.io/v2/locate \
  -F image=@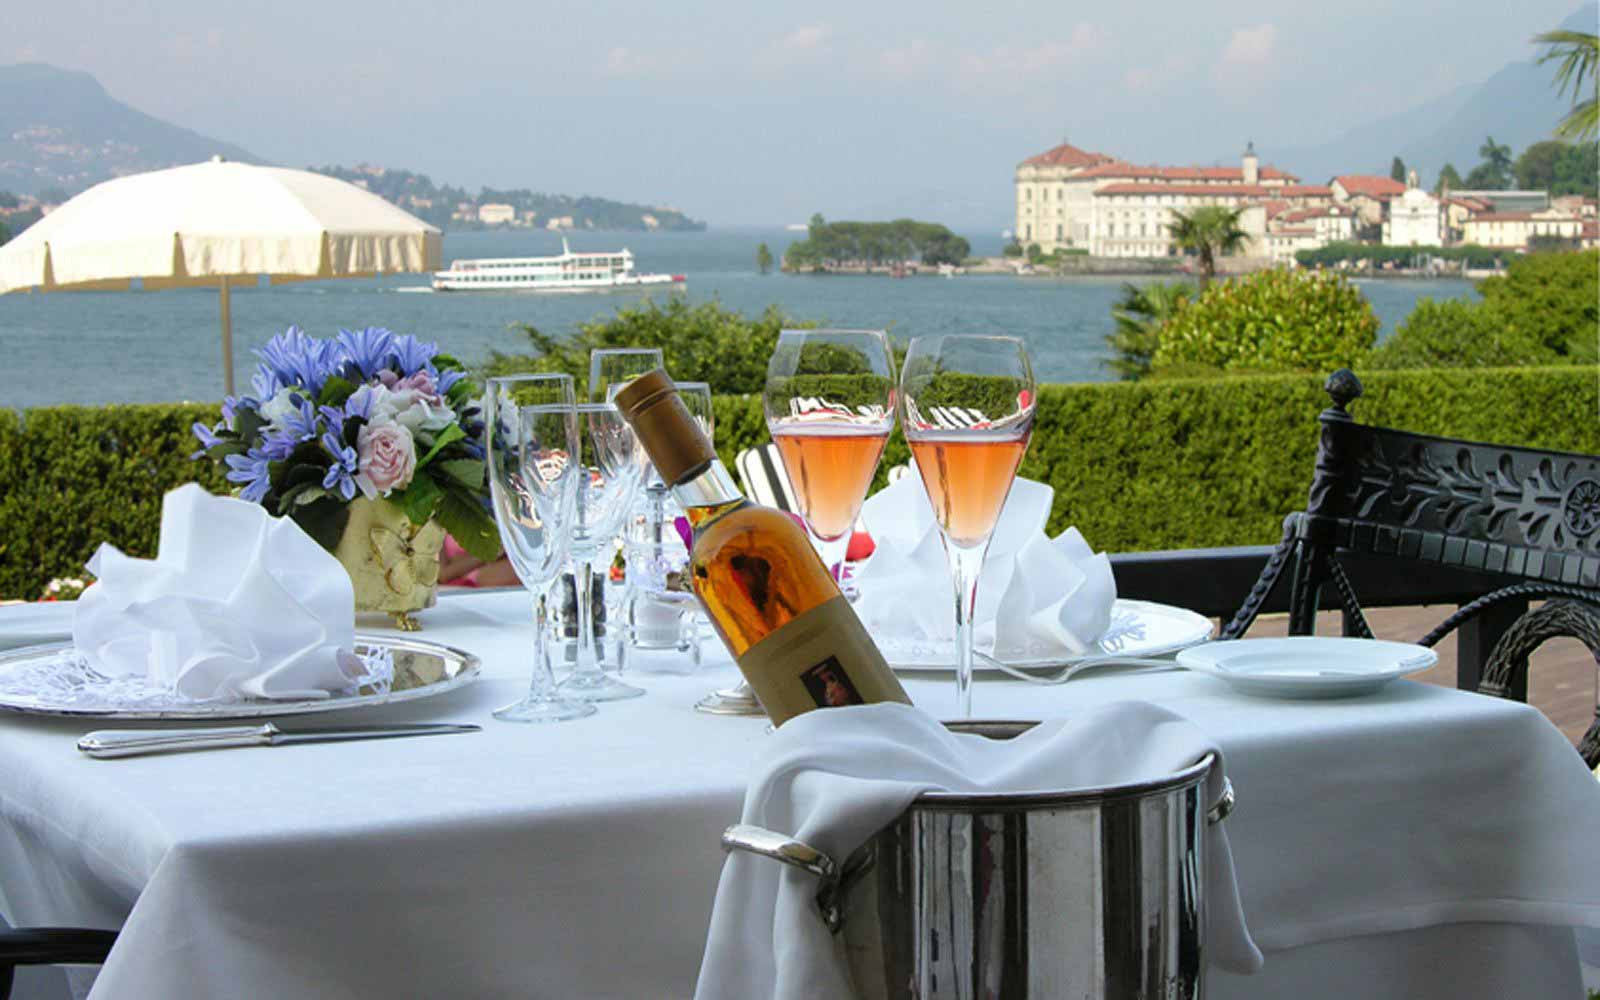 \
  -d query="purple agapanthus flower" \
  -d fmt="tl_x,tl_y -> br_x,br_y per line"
389,334 -> 439,376
277,396 -> 321,442
256,326 -> 332,396
250,363 -> 286,401
224,448 -> 273,503
318,404 -> 347,439
436,368 -> 465,396
257,426 -> 302,462
189,421 -> 224,460
336,326 -> 398,382
320,432 -> 360,501
220,394 -> 260,428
